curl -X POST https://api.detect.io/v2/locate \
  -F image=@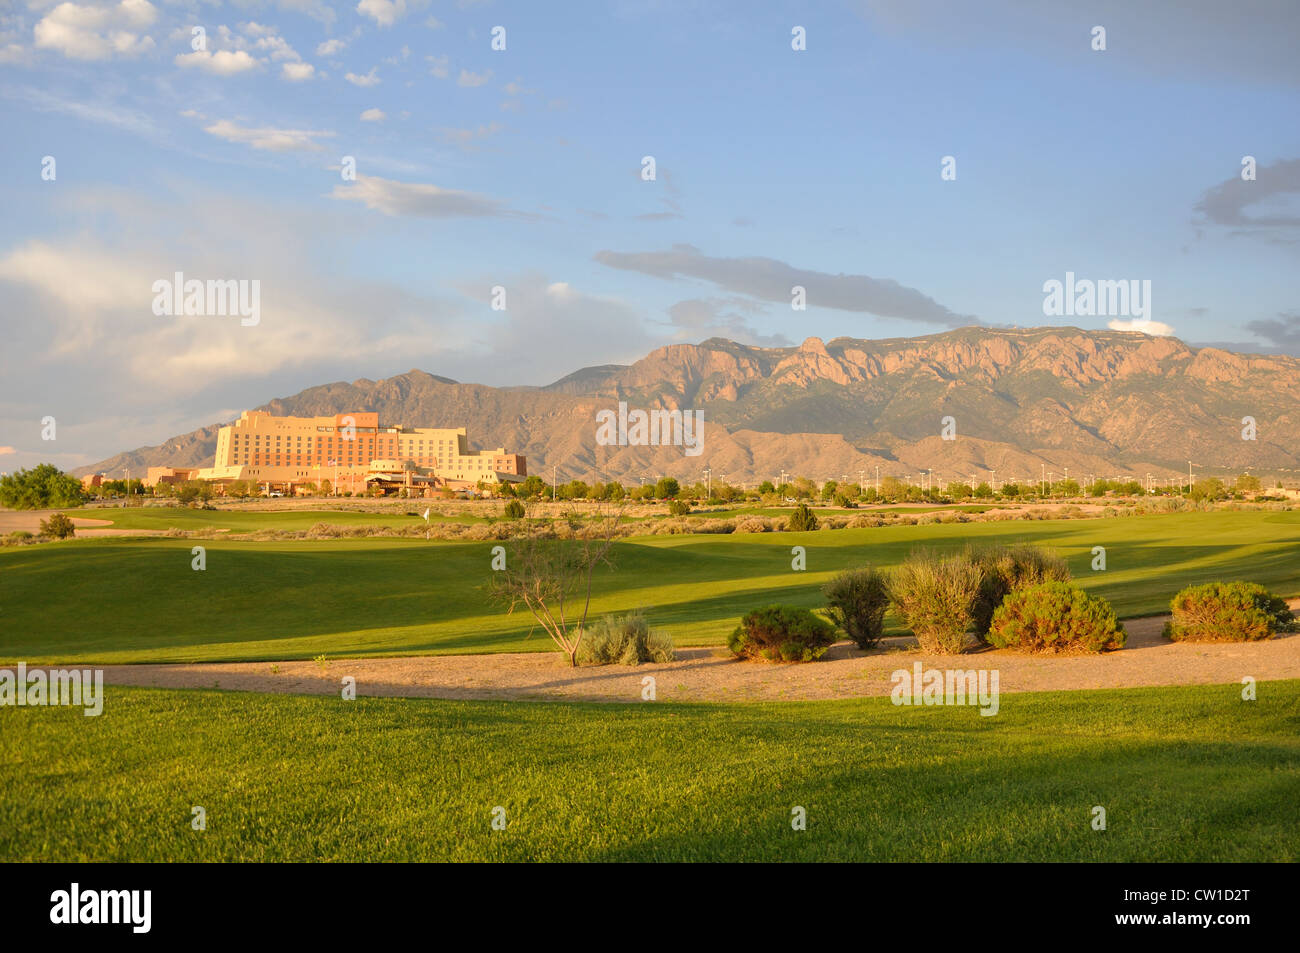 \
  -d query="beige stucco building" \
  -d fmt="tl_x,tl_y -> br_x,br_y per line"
170,411 -> 526,495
